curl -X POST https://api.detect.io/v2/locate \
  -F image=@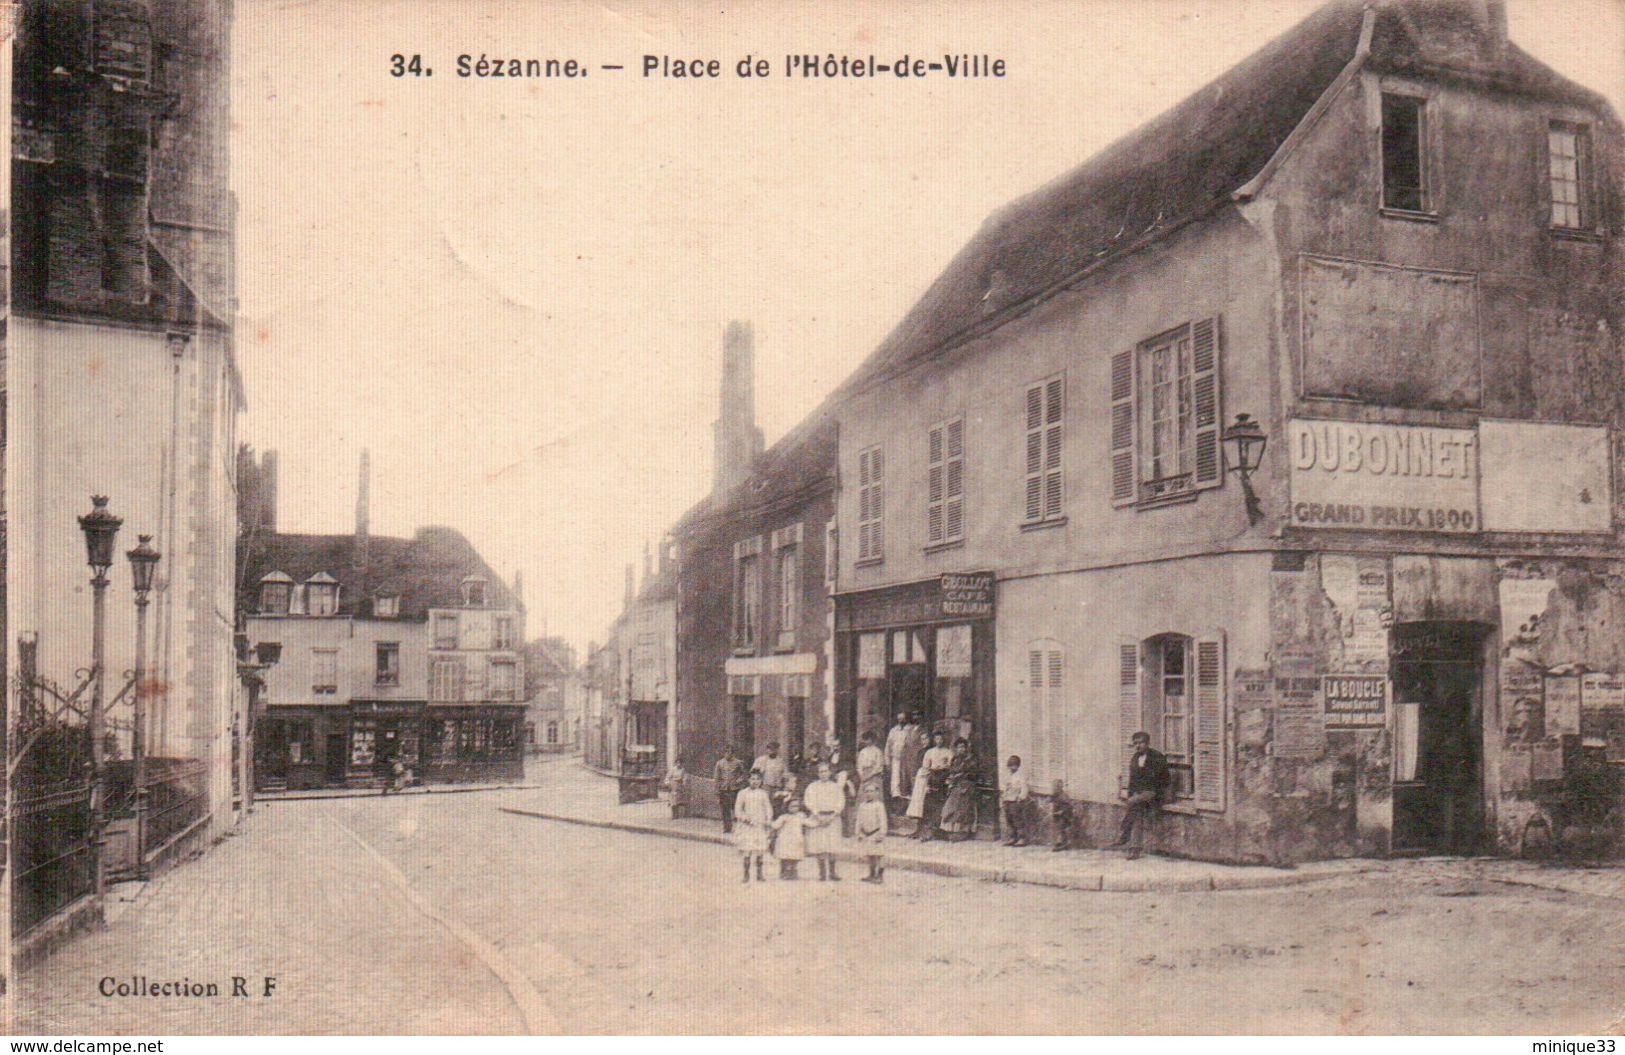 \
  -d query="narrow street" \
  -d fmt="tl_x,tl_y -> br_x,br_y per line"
18,765 -> 1625,1035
